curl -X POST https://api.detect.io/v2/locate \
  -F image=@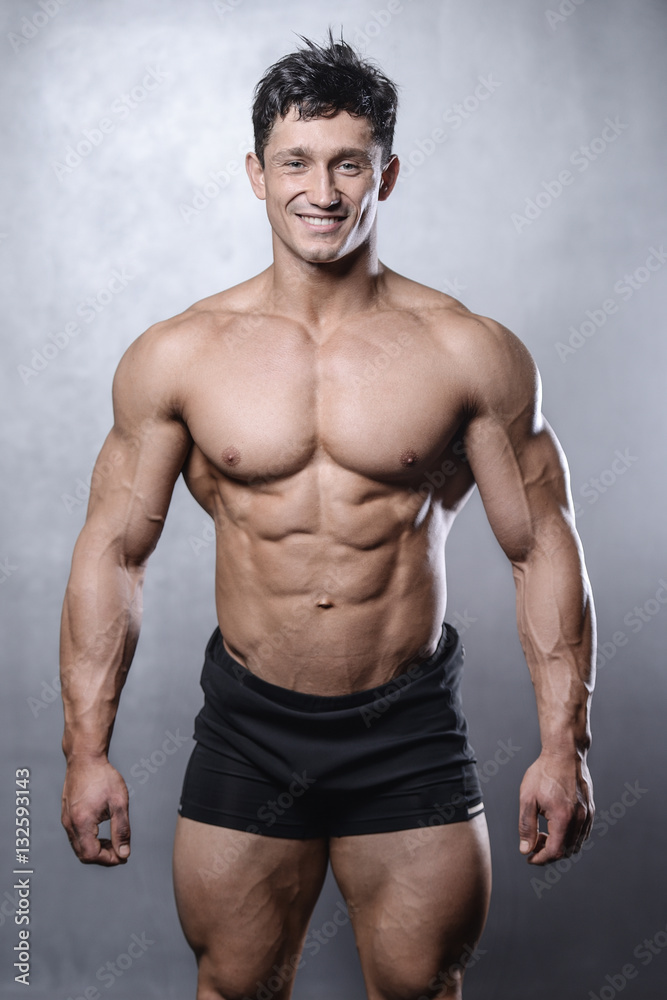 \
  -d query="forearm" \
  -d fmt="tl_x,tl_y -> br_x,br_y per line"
512,521 -> 596,755
60,538 -> 145,762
